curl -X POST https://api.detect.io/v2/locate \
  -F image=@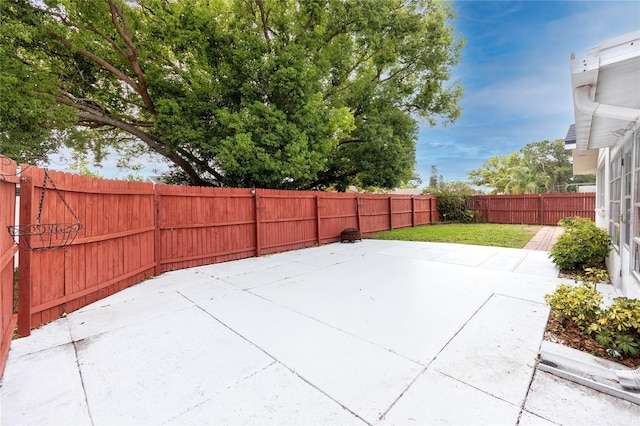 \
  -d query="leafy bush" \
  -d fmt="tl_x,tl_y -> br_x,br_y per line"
546,277 -> 640,358
549,217 -> 610,271
423,181 -> 476,222
575,267 -> 609,289
557,216 -> 594,231
588,297 -> 640,356
544,283 -> 603,330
